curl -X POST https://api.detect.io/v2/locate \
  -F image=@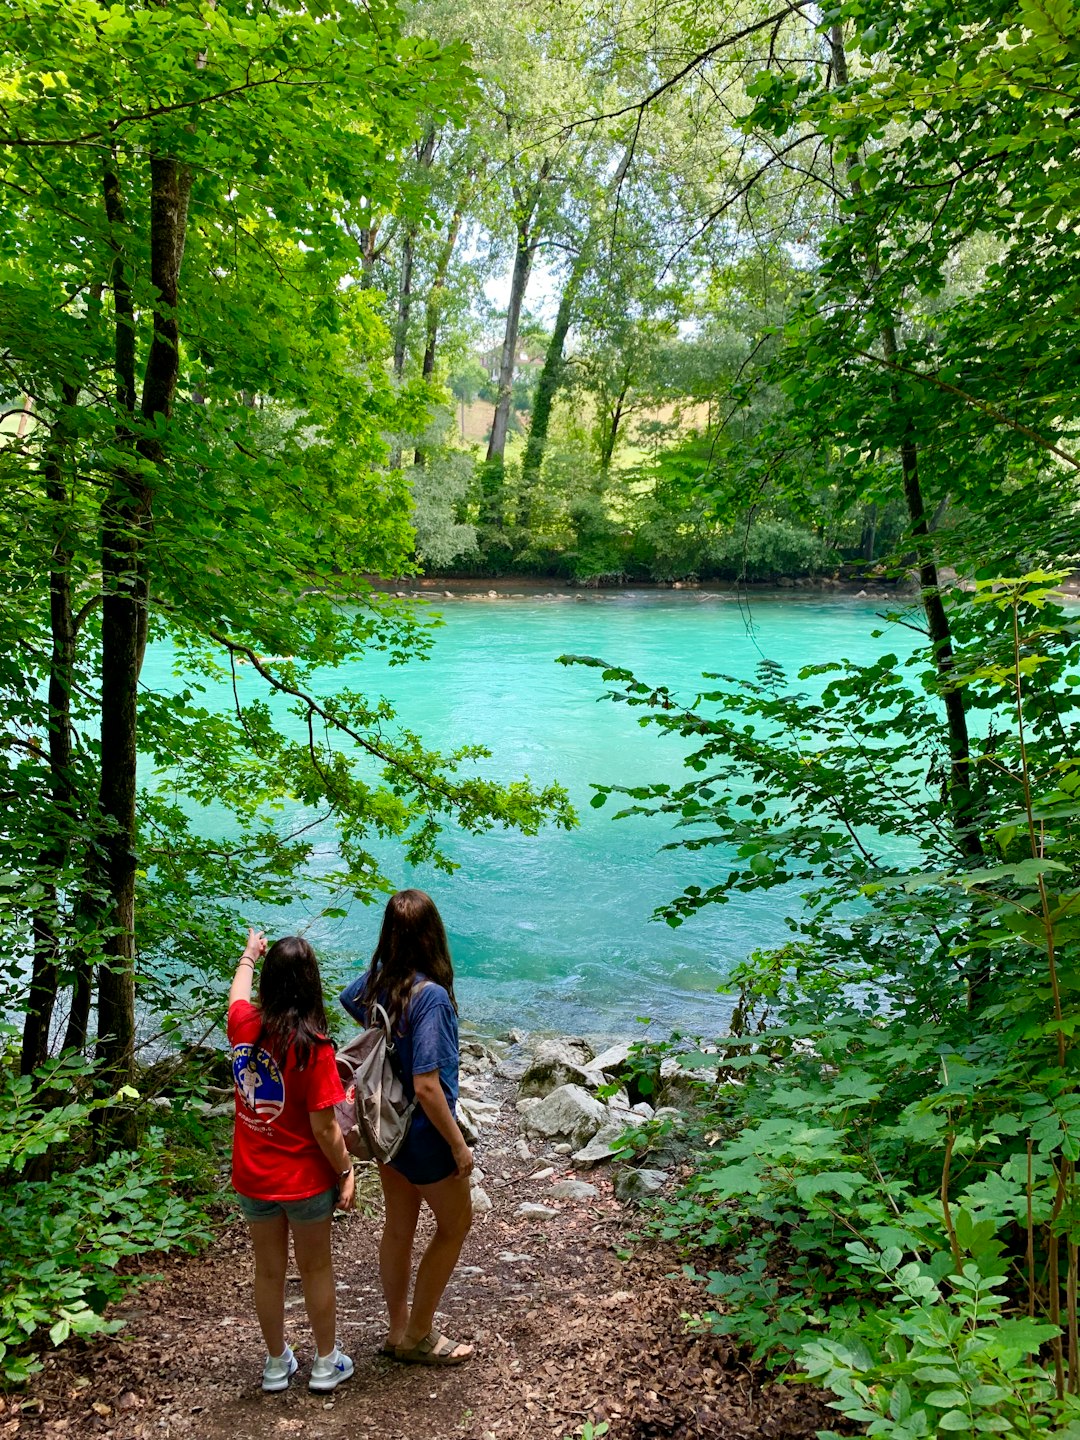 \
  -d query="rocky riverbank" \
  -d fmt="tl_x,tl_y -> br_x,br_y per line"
456,1029 -> 694,1219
